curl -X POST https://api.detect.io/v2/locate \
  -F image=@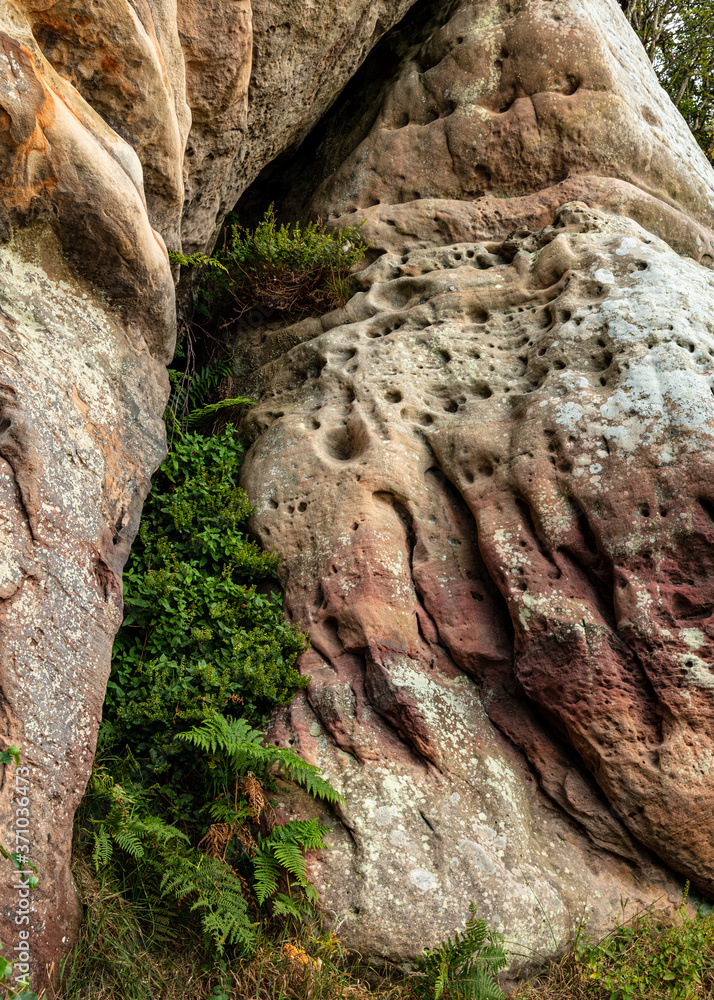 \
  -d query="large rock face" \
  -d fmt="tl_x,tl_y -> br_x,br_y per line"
236,0 -> 714,967
3,0 -> 714,986
240,204 -> 714,959
0,1 -> 174,986
178,0 -> 422,253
